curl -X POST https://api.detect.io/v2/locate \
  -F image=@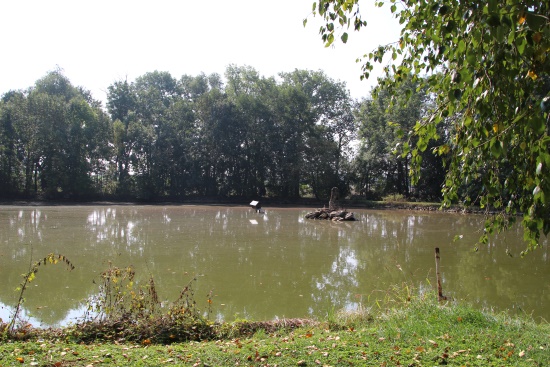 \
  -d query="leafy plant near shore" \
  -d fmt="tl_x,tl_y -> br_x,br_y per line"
2,252 -> 74,336
72,264 -> 215,343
